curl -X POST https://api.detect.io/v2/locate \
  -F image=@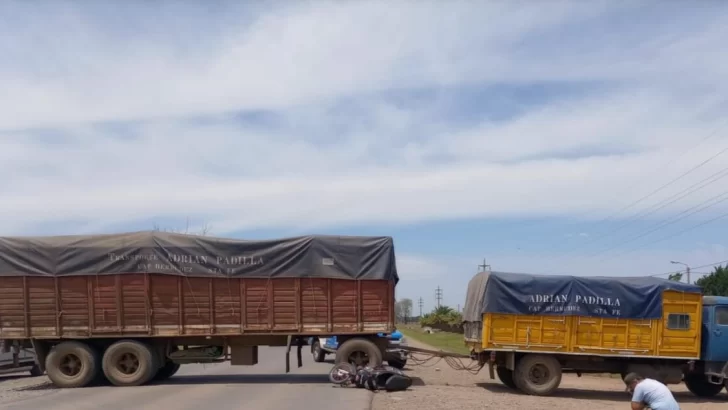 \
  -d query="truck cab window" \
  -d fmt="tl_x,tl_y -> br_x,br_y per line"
667,313 -> 690,330
716,307 -> 728,326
